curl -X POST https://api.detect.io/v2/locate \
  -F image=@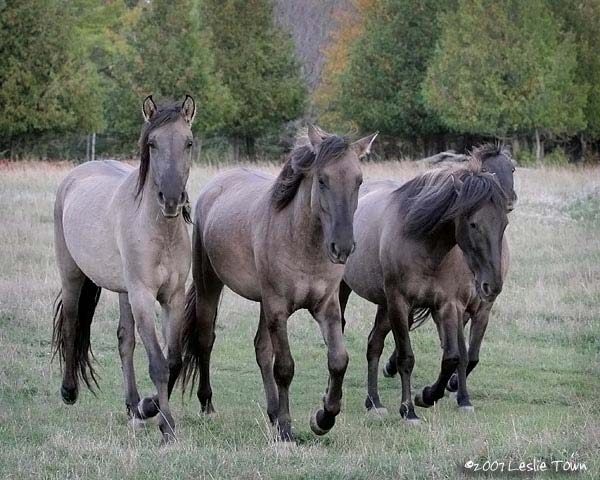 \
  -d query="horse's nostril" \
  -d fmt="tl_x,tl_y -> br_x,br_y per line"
481,282 -> 491,296
180,192 -> 186,204
158,191 -> 165,203
330,242 -> 339,257
350,242 -> 356,254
